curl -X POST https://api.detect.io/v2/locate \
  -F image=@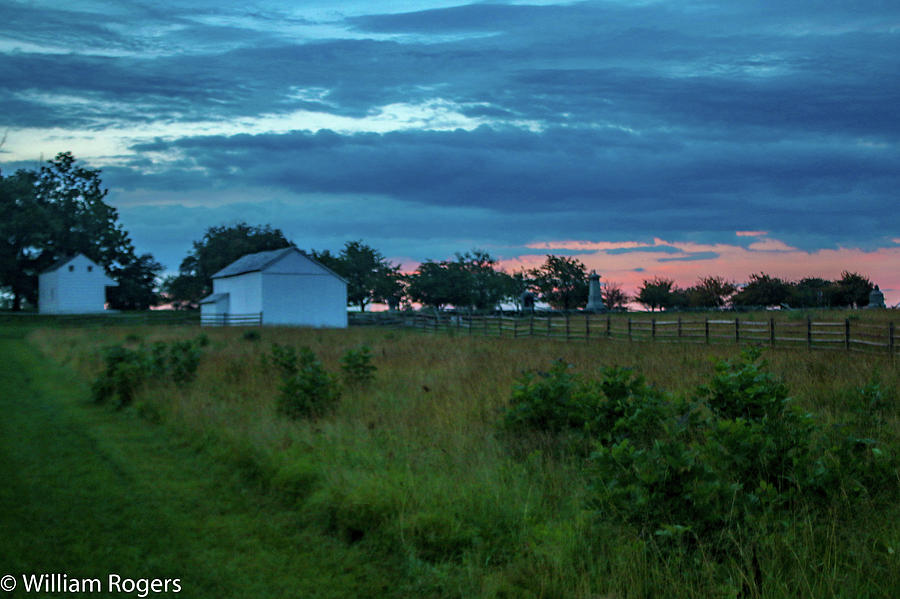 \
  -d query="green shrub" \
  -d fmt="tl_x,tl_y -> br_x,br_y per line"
501,359 -> 673,446
91,345 -> 150,407
168,338 -> 203,384
502,350 -> 899,557
590,349 -> 898,551
268,342 -> 299,376
91,336 -> 206,406
276,347 -> 341,420
340,344 -> 376,387
242,330 -> 261,342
